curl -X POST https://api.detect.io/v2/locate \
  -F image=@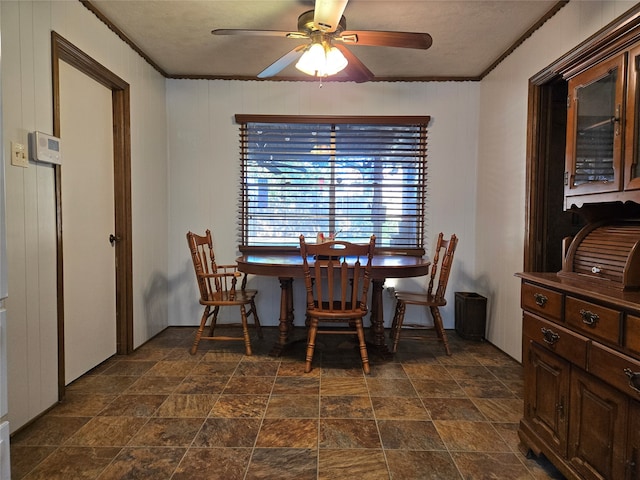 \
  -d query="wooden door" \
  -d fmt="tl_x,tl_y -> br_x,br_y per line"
60,61 -> 117,384
569,368 -> 628,480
